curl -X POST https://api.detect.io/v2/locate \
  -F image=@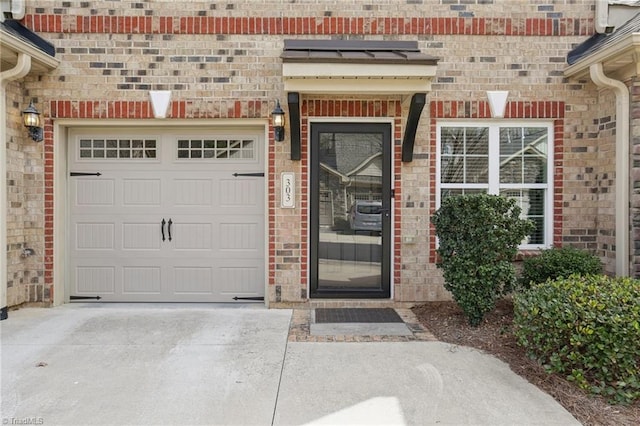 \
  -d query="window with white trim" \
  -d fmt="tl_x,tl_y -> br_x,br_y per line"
437,122 -> 553,248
